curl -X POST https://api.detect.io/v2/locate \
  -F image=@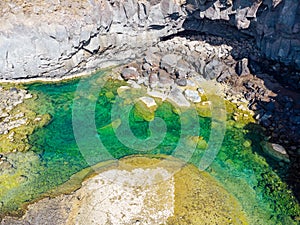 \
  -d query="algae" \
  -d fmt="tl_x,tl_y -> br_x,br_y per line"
0,70 -> 299,224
